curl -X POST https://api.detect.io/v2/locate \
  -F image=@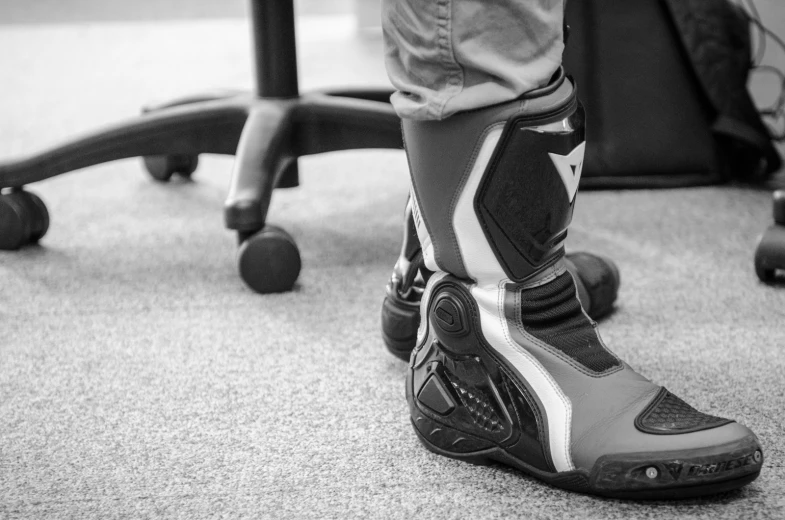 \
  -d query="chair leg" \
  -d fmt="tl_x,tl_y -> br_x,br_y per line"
141,90 -> 247,113
0,98 -> 249,188
223,99 -> 303,294
140,93 -> 251,182
224,100 -> 296,232
317,88 -> 395,105
293,93 -> 403,156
